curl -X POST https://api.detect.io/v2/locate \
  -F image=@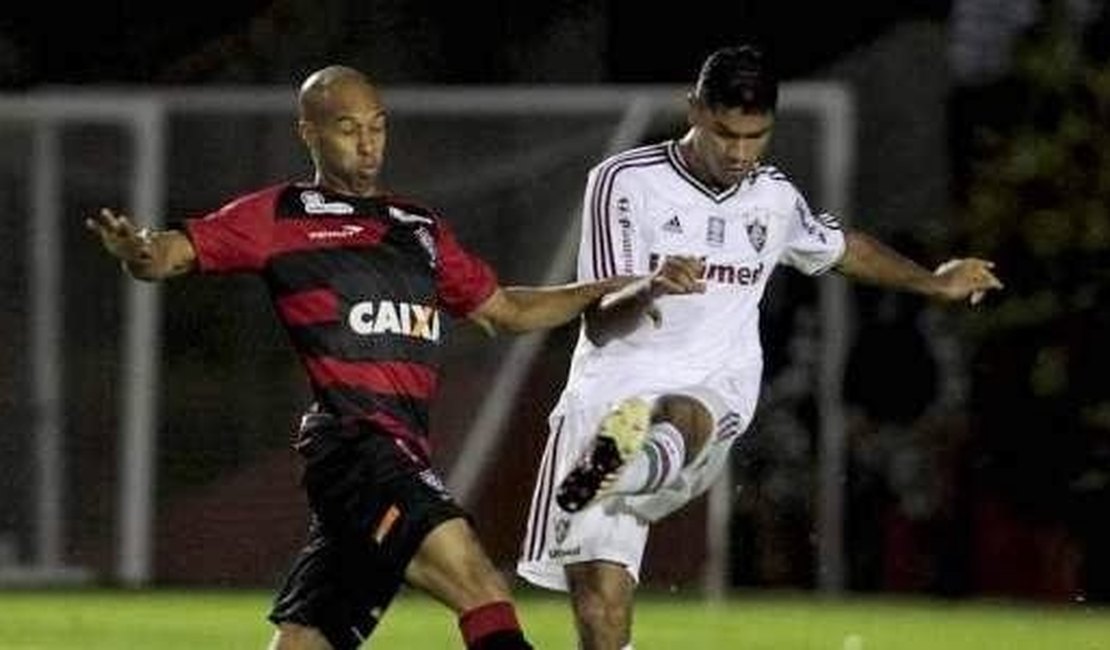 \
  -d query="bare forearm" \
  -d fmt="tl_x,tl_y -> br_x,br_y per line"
495,277 -> 634,333
835,230 -> 941,298
472,255 -> 705,336
584,278 -> 654,345
585,254 -> 707,345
